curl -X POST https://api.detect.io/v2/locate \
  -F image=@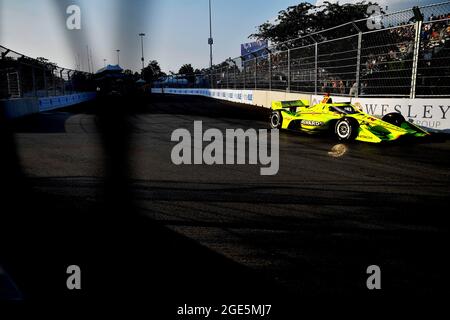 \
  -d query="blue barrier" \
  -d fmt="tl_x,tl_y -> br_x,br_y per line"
0,92 -> 97,120
0,98 -> 39,119
38,92 -> 97,112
